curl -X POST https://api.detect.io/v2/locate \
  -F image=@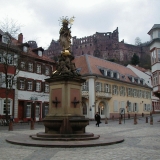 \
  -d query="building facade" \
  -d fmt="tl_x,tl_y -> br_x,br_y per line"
127,64 -> 159,113
0,31 -> 55,122
148,24 -> 160,112
74,54 -> 152,119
